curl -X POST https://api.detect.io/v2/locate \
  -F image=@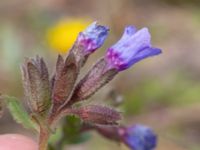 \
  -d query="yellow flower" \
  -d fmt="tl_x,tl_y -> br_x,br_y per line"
46,19 -> 90,53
